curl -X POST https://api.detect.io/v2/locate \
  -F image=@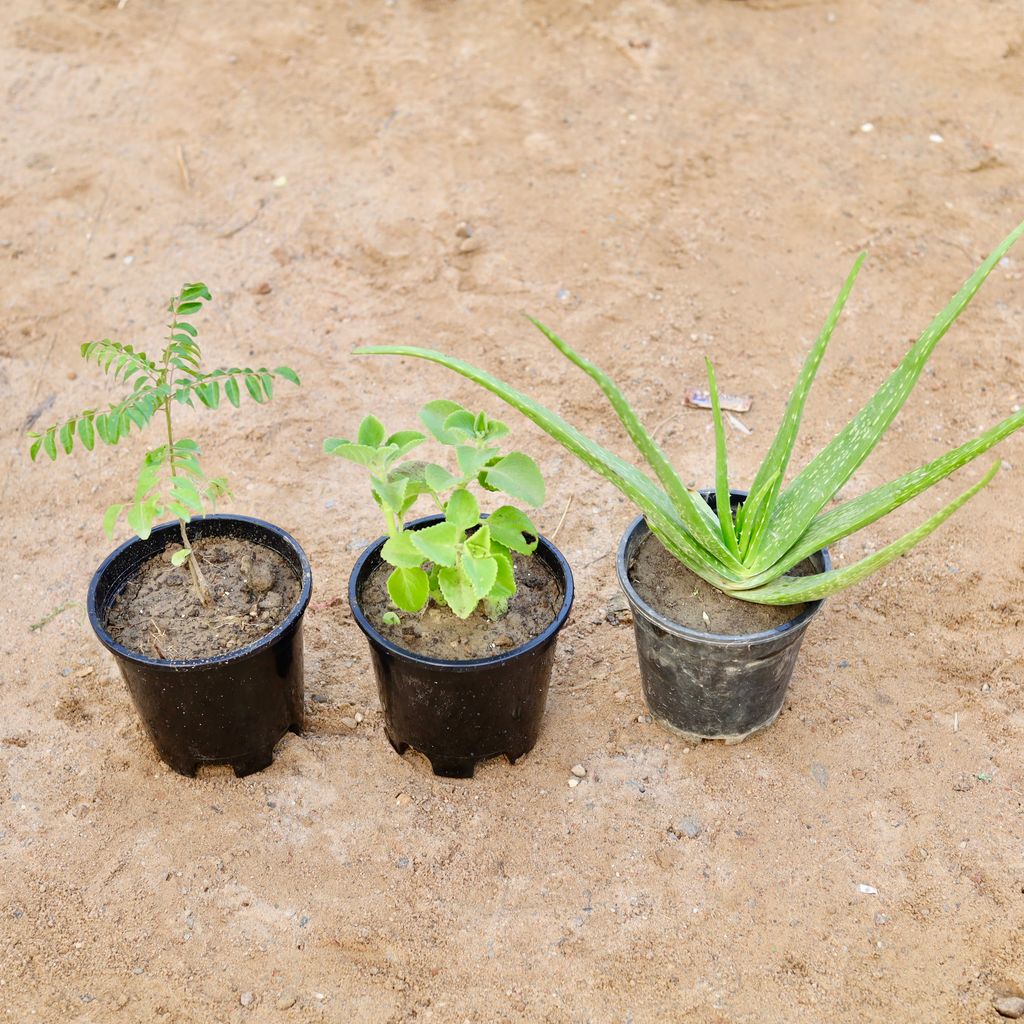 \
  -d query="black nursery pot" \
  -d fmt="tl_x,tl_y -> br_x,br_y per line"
349,514 -> 574,779
88,514 -> 312,777
616,491 -> 830,744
